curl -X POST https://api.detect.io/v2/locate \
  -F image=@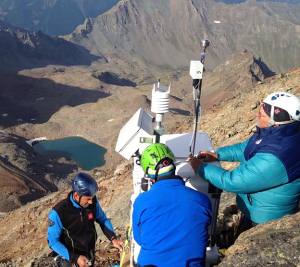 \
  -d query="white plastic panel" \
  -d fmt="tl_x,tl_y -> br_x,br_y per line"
190,60 -> 204,79
160,132 -> 220,200
115,108 -> 154,159
160,132 -> 213,158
